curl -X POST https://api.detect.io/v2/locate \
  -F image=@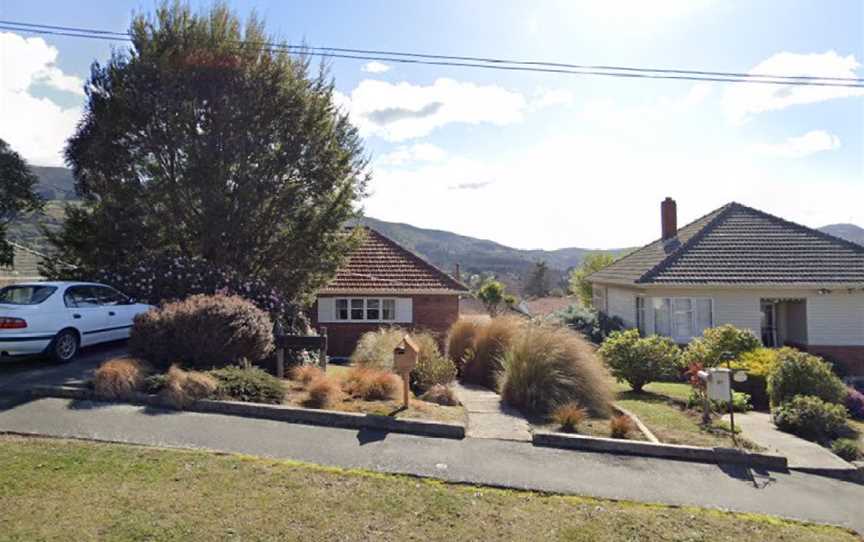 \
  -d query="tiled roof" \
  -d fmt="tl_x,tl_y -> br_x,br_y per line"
589,202 -> 864,286
319,227 -> 469,295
